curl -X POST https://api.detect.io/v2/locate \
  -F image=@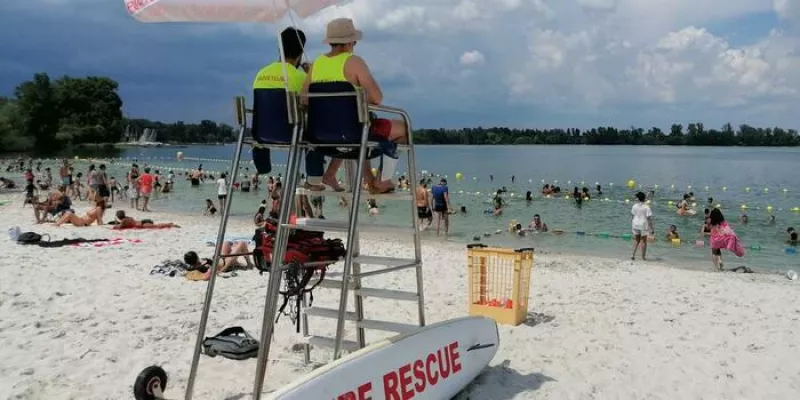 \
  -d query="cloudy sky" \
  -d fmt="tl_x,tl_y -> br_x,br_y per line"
1,0 -> 799,130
